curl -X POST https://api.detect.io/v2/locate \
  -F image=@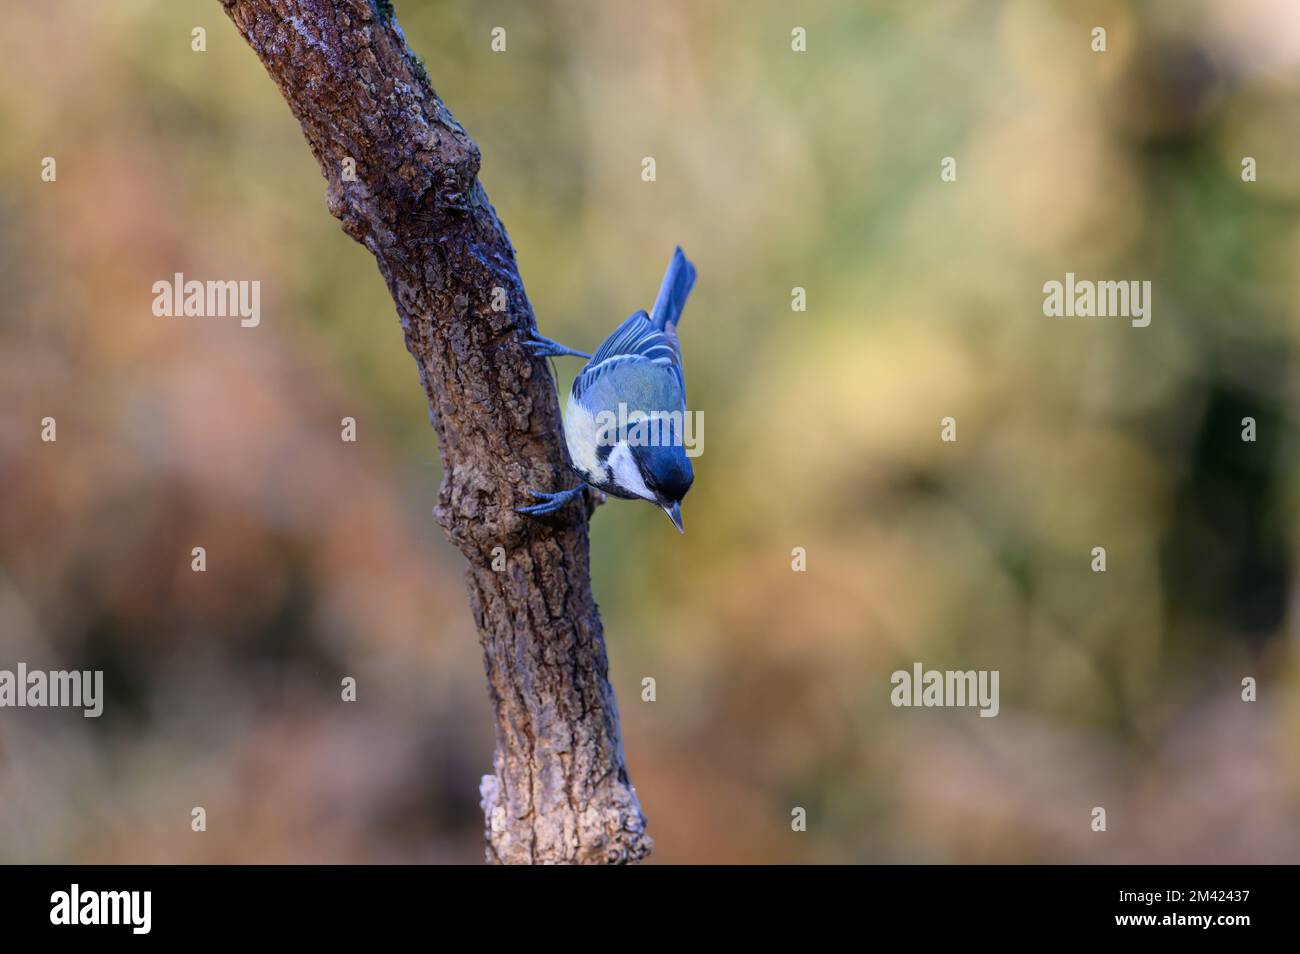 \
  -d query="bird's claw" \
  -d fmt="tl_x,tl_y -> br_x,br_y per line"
520,339 -> 555,358
516,485 -> 586,516
520,330 -> 592,361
